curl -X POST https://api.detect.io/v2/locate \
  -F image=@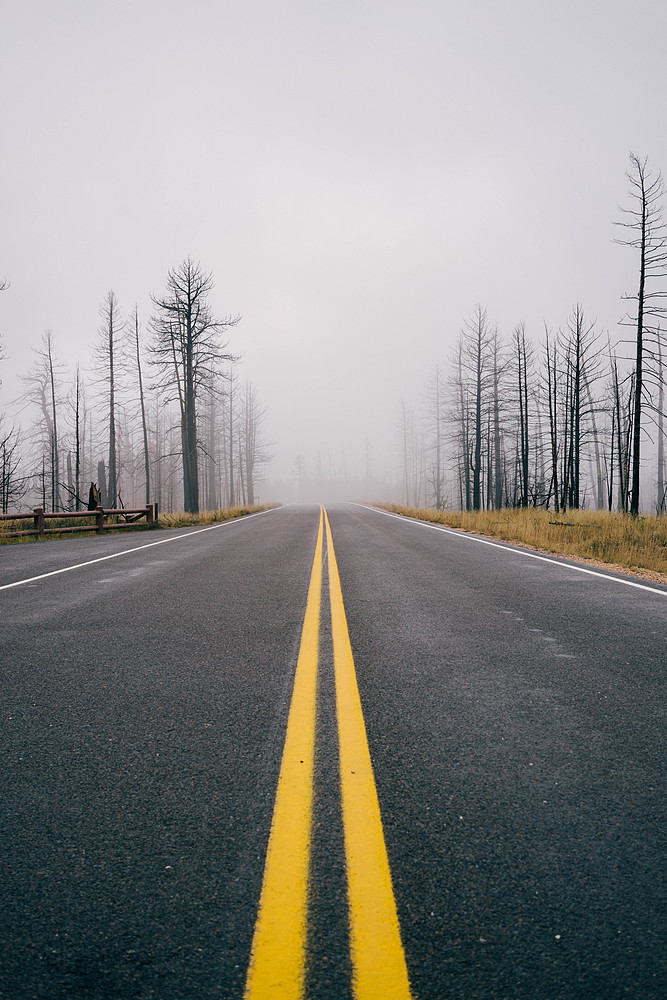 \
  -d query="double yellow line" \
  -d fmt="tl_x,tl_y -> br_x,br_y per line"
244,507 -> 412,999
